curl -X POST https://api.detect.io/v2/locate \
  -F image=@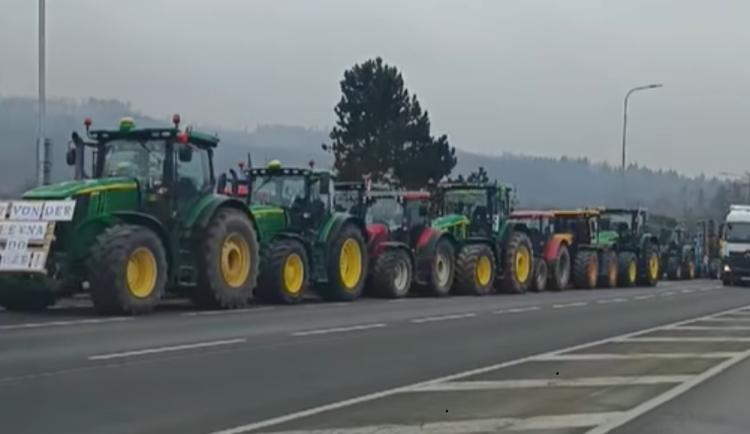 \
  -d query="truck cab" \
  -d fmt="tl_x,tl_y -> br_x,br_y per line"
721,204 -> 750,285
